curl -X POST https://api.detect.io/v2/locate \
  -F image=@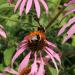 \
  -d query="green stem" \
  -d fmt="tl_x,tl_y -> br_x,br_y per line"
0,15 -> 19,22
45,7 -> 65,30
0,15 -> 34,26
